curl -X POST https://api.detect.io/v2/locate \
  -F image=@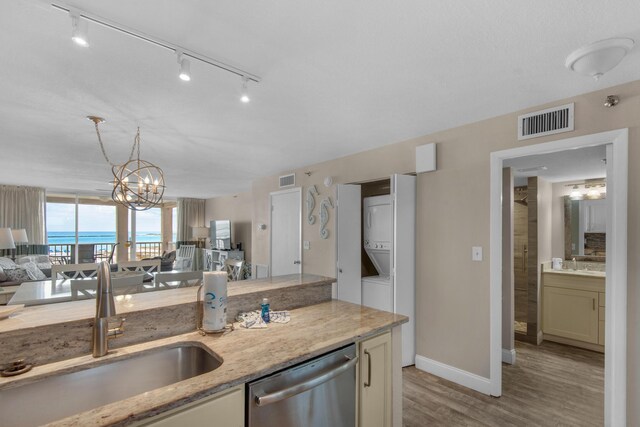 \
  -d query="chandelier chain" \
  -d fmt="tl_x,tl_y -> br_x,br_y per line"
93,121 -> 138,167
